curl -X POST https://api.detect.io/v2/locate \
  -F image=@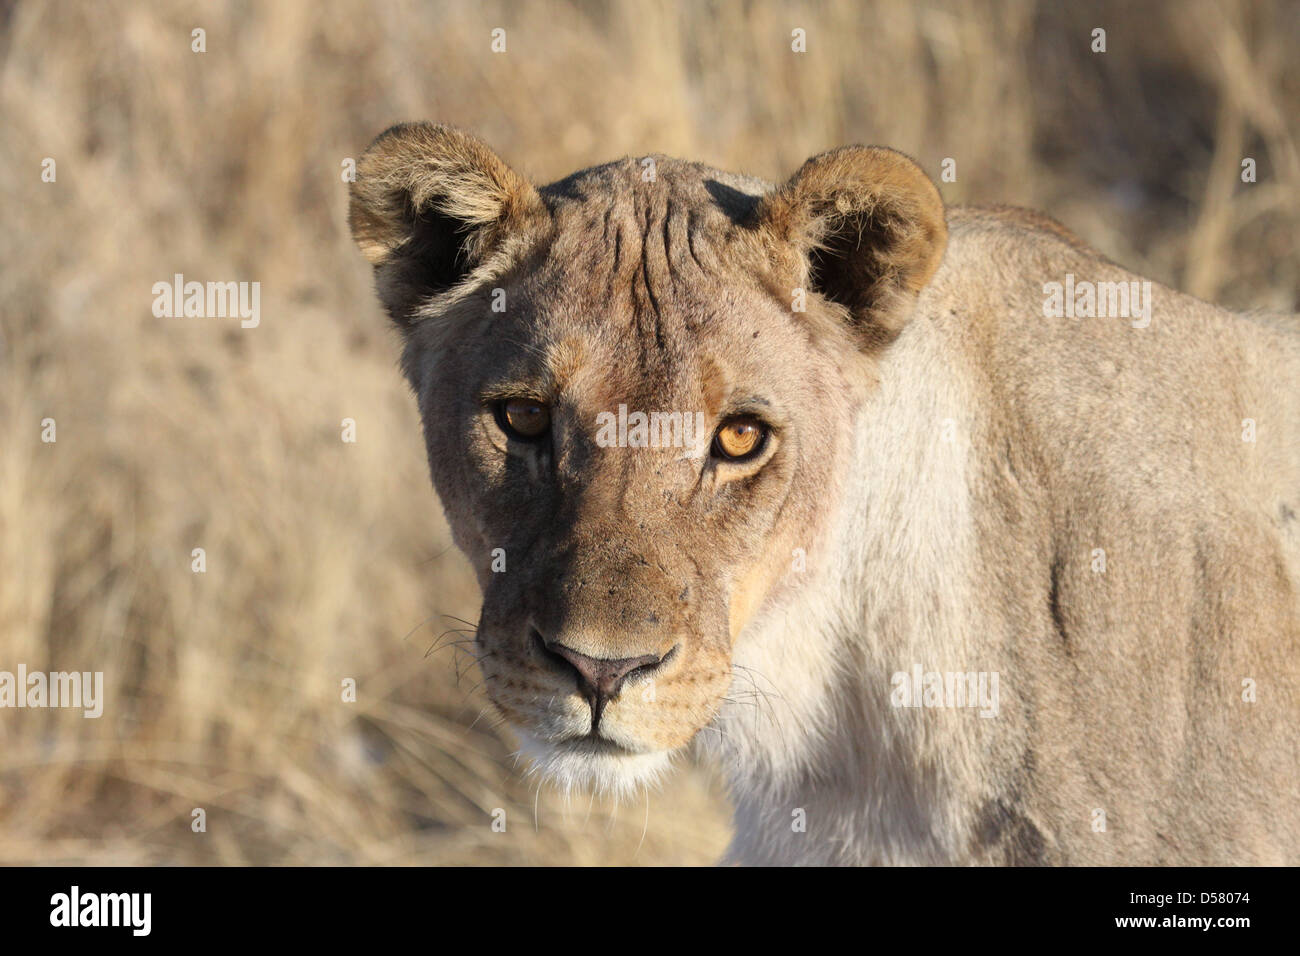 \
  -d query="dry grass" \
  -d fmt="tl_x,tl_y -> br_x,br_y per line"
0,0 -> 1296,865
